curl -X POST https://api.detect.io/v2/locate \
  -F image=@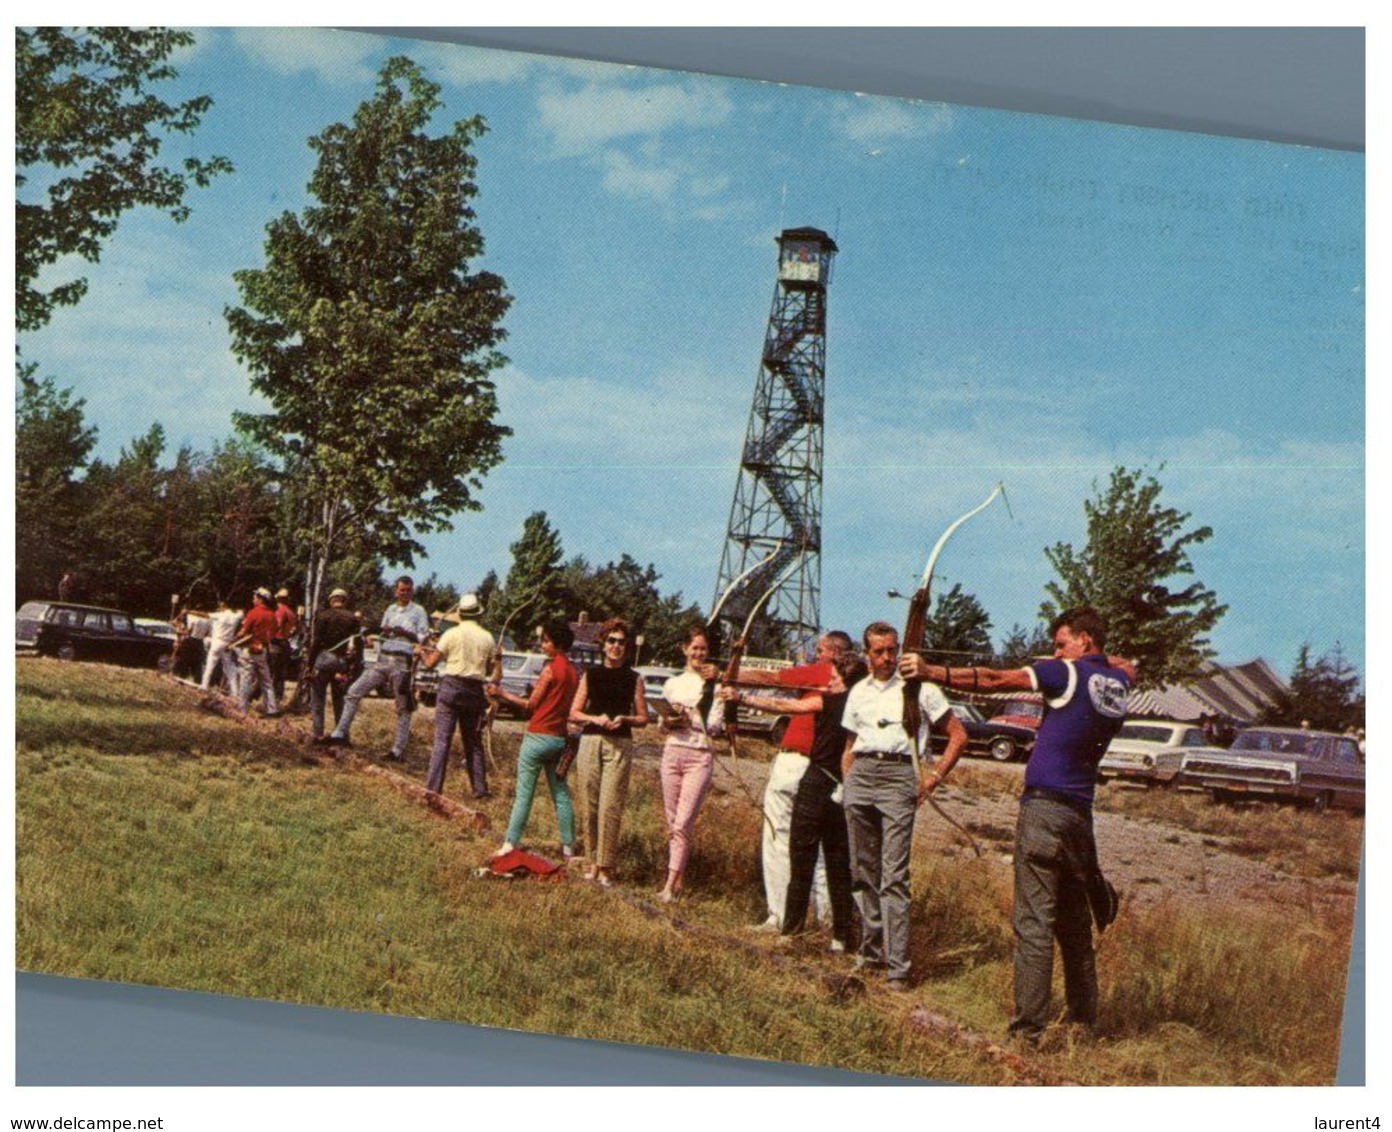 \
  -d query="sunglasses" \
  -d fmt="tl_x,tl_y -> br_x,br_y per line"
604,636 -> 627,646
